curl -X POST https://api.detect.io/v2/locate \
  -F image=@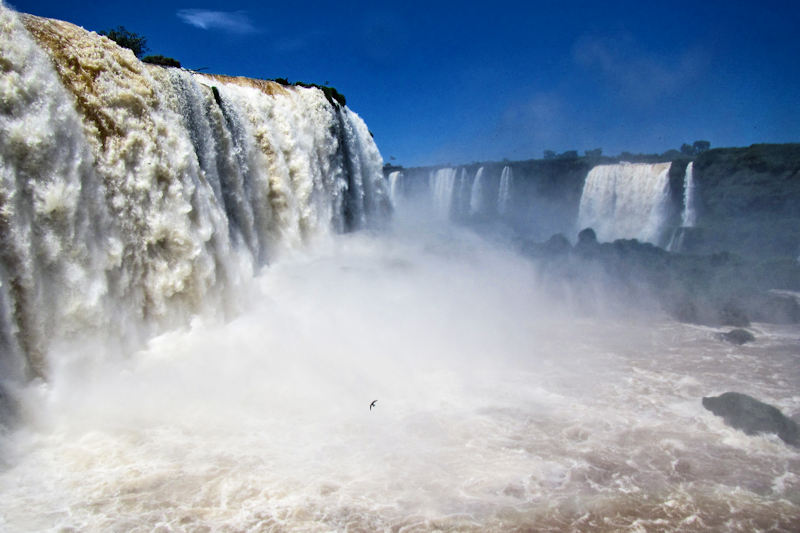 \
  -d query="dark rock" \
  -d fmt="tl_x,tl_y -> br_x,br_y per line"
751,292 -> 800,324
702,392 -> 799,446
669,297 -> 699,324
718,328 -> 755,345
577,227 -> 597,245
542,233 -> 572,255
717,301 -> 750,327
